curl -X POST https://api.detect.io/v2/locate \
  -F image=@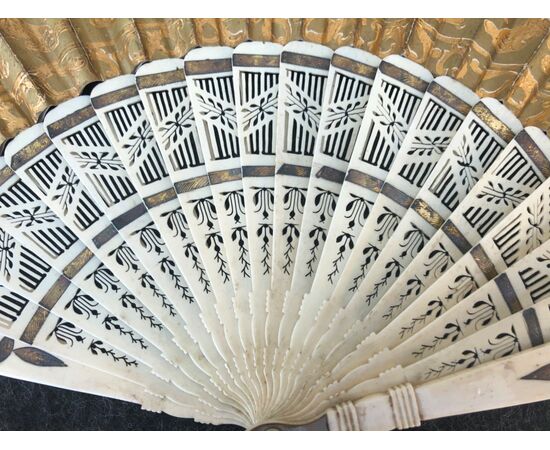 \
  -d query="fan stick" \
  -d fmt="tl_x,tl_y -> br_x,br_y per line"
232,41 -> 282,416
132,59 -> 259,413
90,77 -> 257,416
183,47 -> 263,414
